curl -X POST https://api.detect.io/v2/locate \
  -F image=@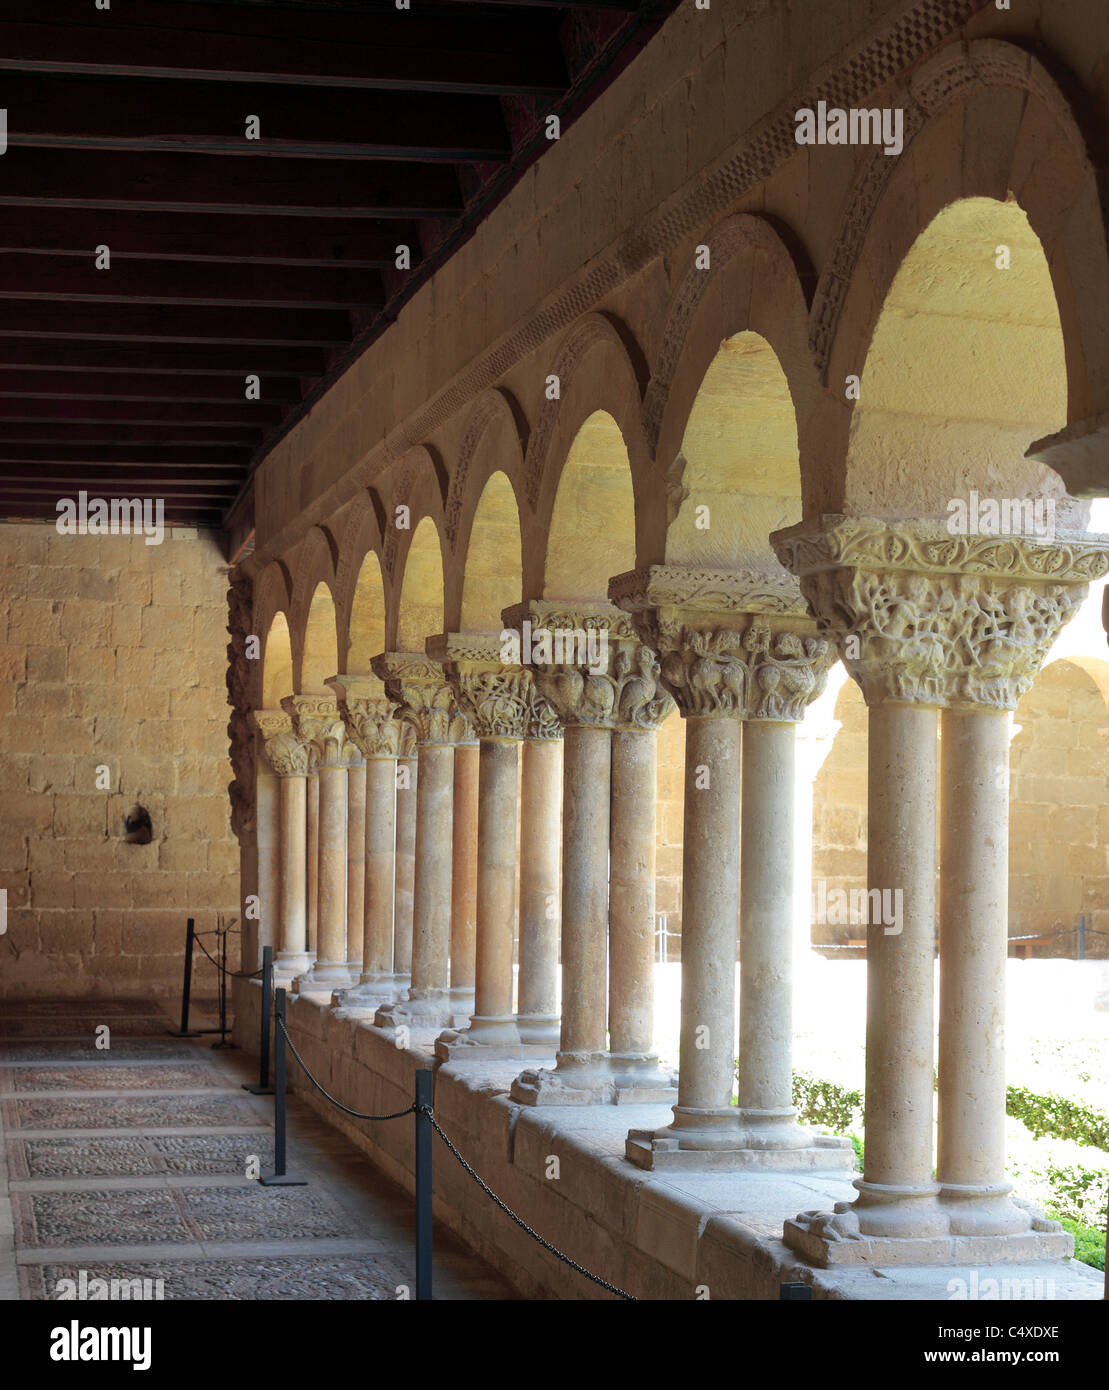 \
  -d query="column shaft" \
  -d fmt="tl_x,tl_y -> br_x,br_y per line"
517,738 -> 561,1042
306,773 -> 319,956
255,769 -> 279,963
938,708 -> 1026,1233
409,743 -> 454,999
346,760 -> 367,971
559,725 -> 611,1060
392,757 -> 417,979
469,739 -> 520,1036
738,720 -> 805,1145
362,757 -> 397,983
277,774 -> 308,972
609,729 -> 658,1067
450,743 -> 479,1009
313,763 -> 349,983
856,702 -> 944,1235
